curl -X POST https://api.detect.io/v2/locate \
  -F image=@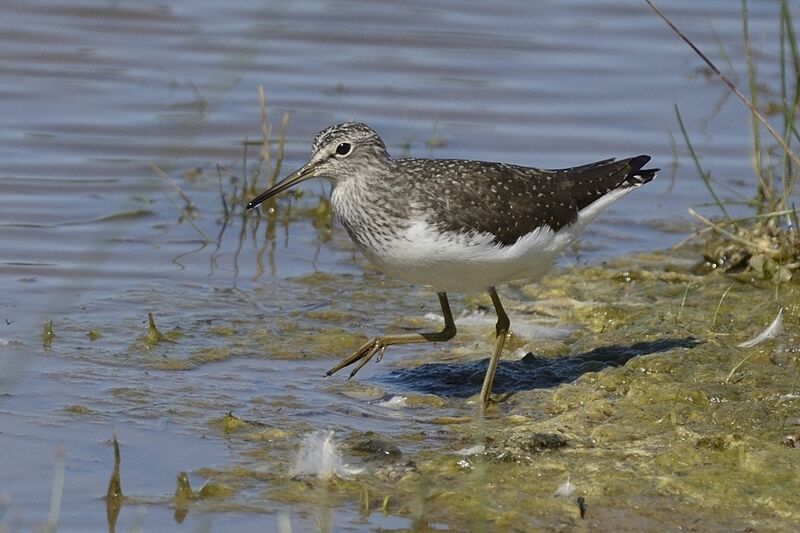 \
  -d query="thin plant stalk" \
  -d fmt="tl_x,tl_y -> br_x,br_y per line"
151,163 -> 214,242
647,0 -> 800,170
270,112 -> 290,185
217,164 -> 230,218
258,85 -> 272,189
688,208 -> 775,254
711,282 -> 734,330
675,105 -> 730,218
742,0 -> 769,207
780,1 -> 800,209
